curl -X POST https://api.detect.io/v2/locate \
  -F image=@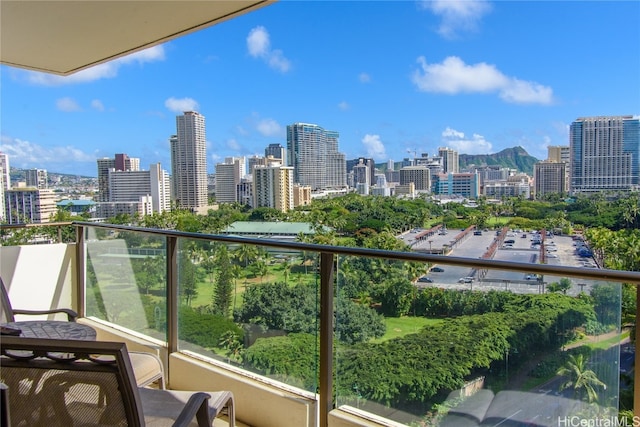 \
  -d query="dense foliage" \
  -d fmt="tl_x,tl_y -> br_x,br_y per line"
234,281 -> 386,344
179,305 -> 244,350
